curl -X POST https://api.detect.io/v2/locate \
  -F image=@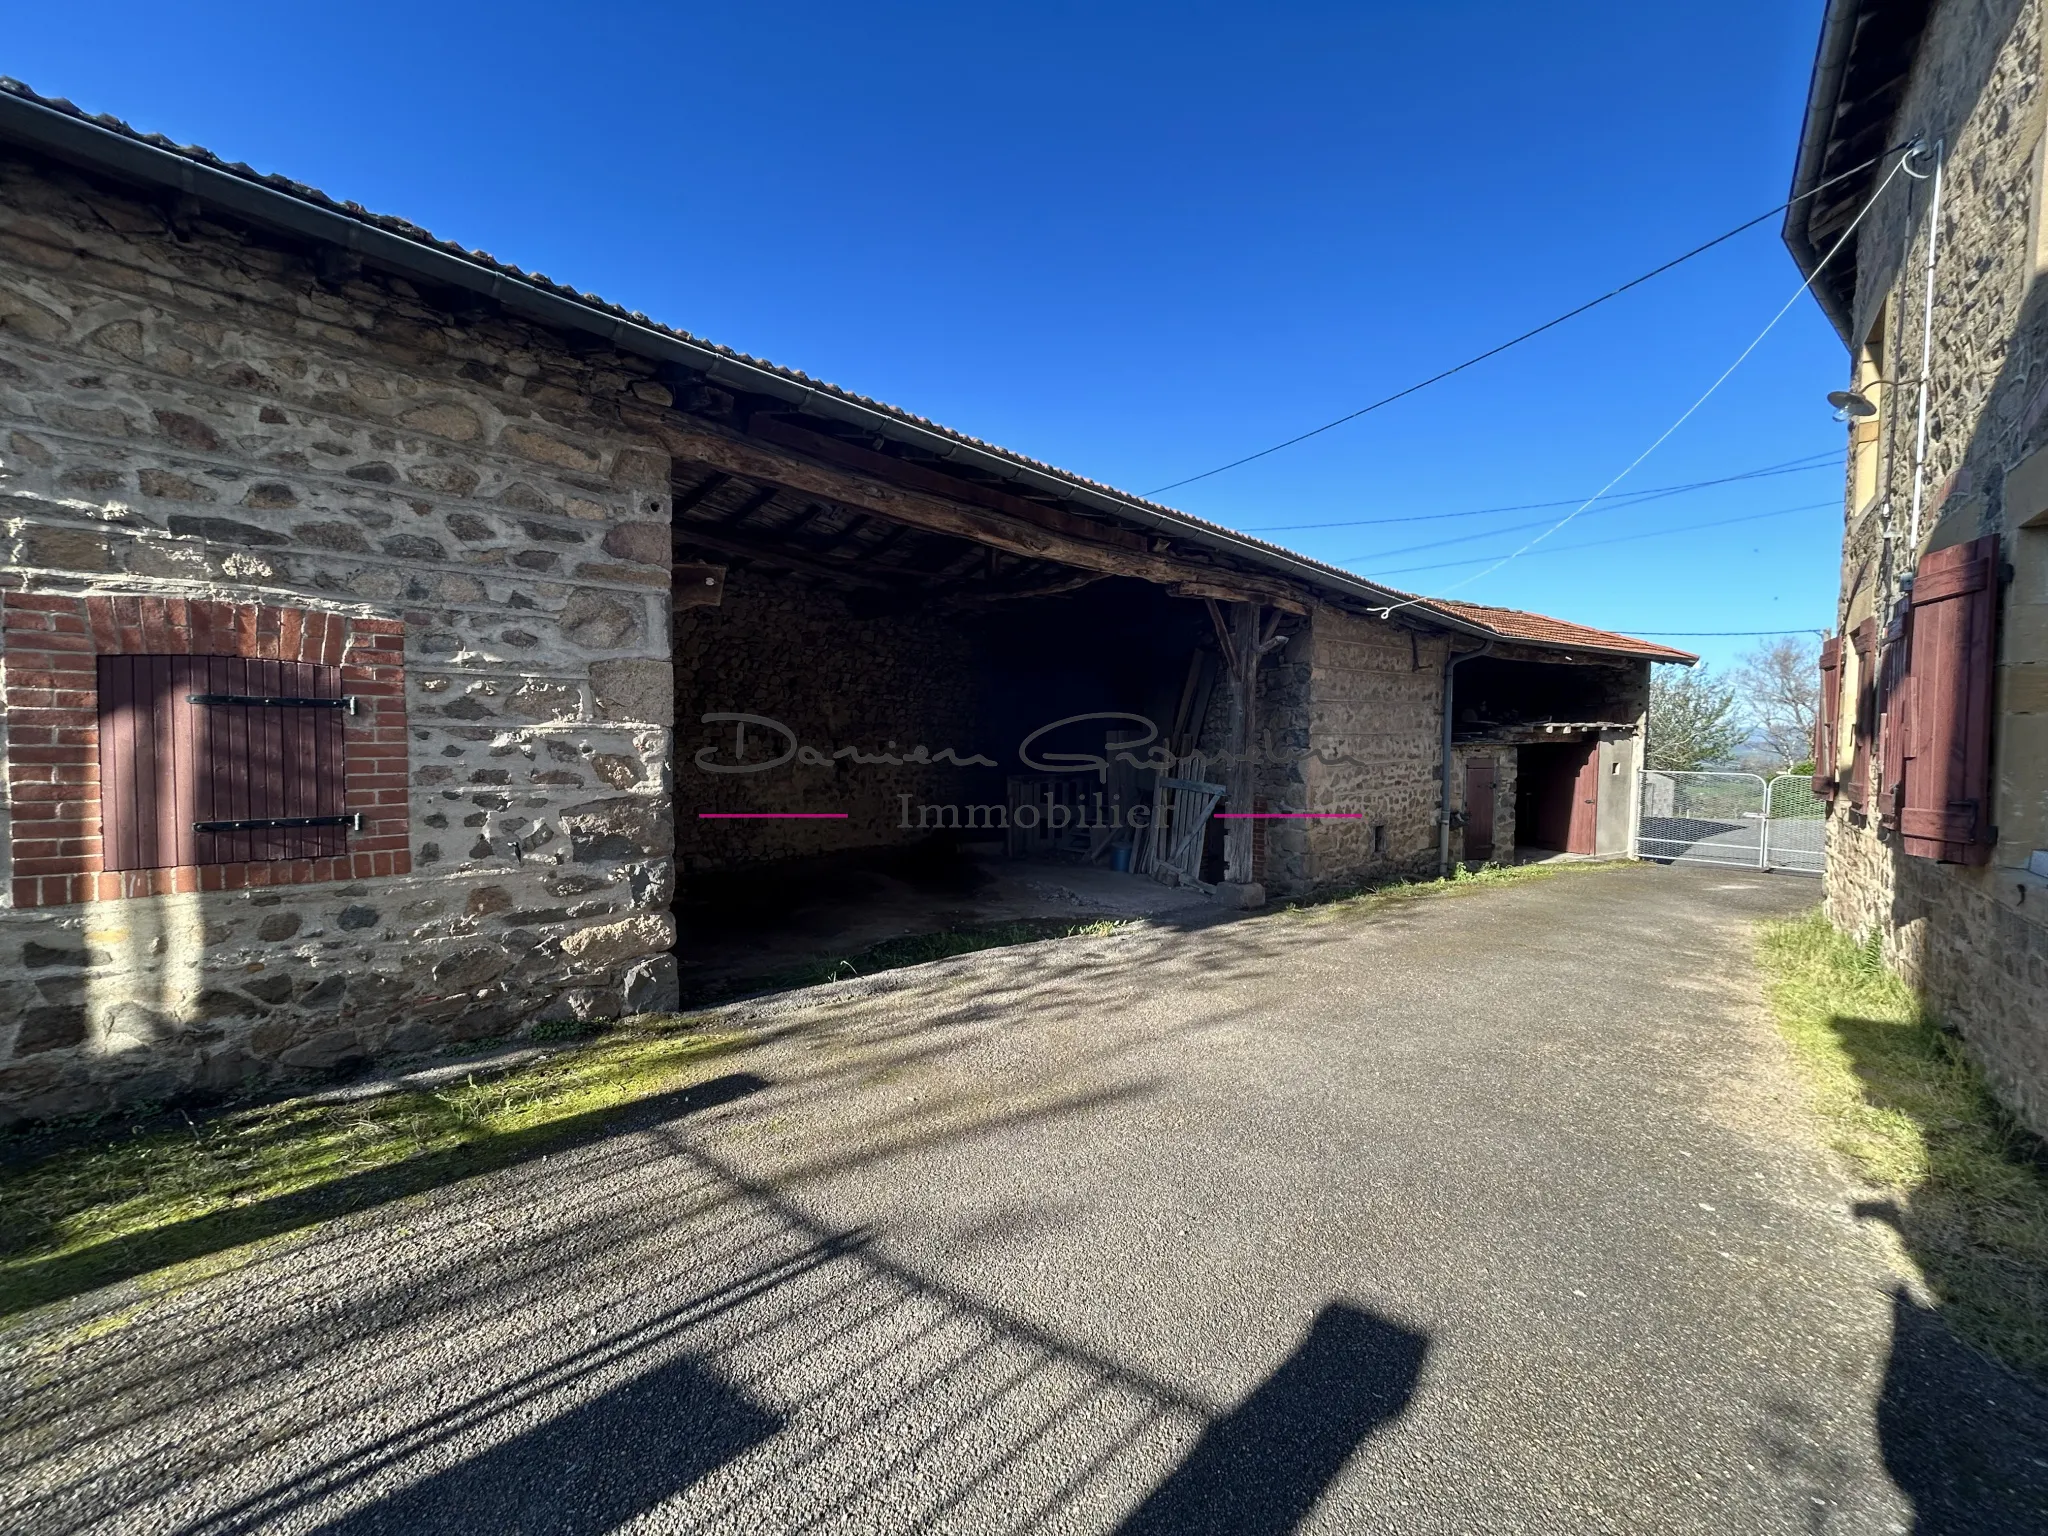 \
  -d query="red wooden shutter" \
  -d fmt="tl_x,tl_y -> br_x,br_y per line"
1877,631 -> 1905,829
1846,619 -> 1877,810
99,655 -> 349,870
1894,535 -> 1999,864
1813,637 -> 1842,799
